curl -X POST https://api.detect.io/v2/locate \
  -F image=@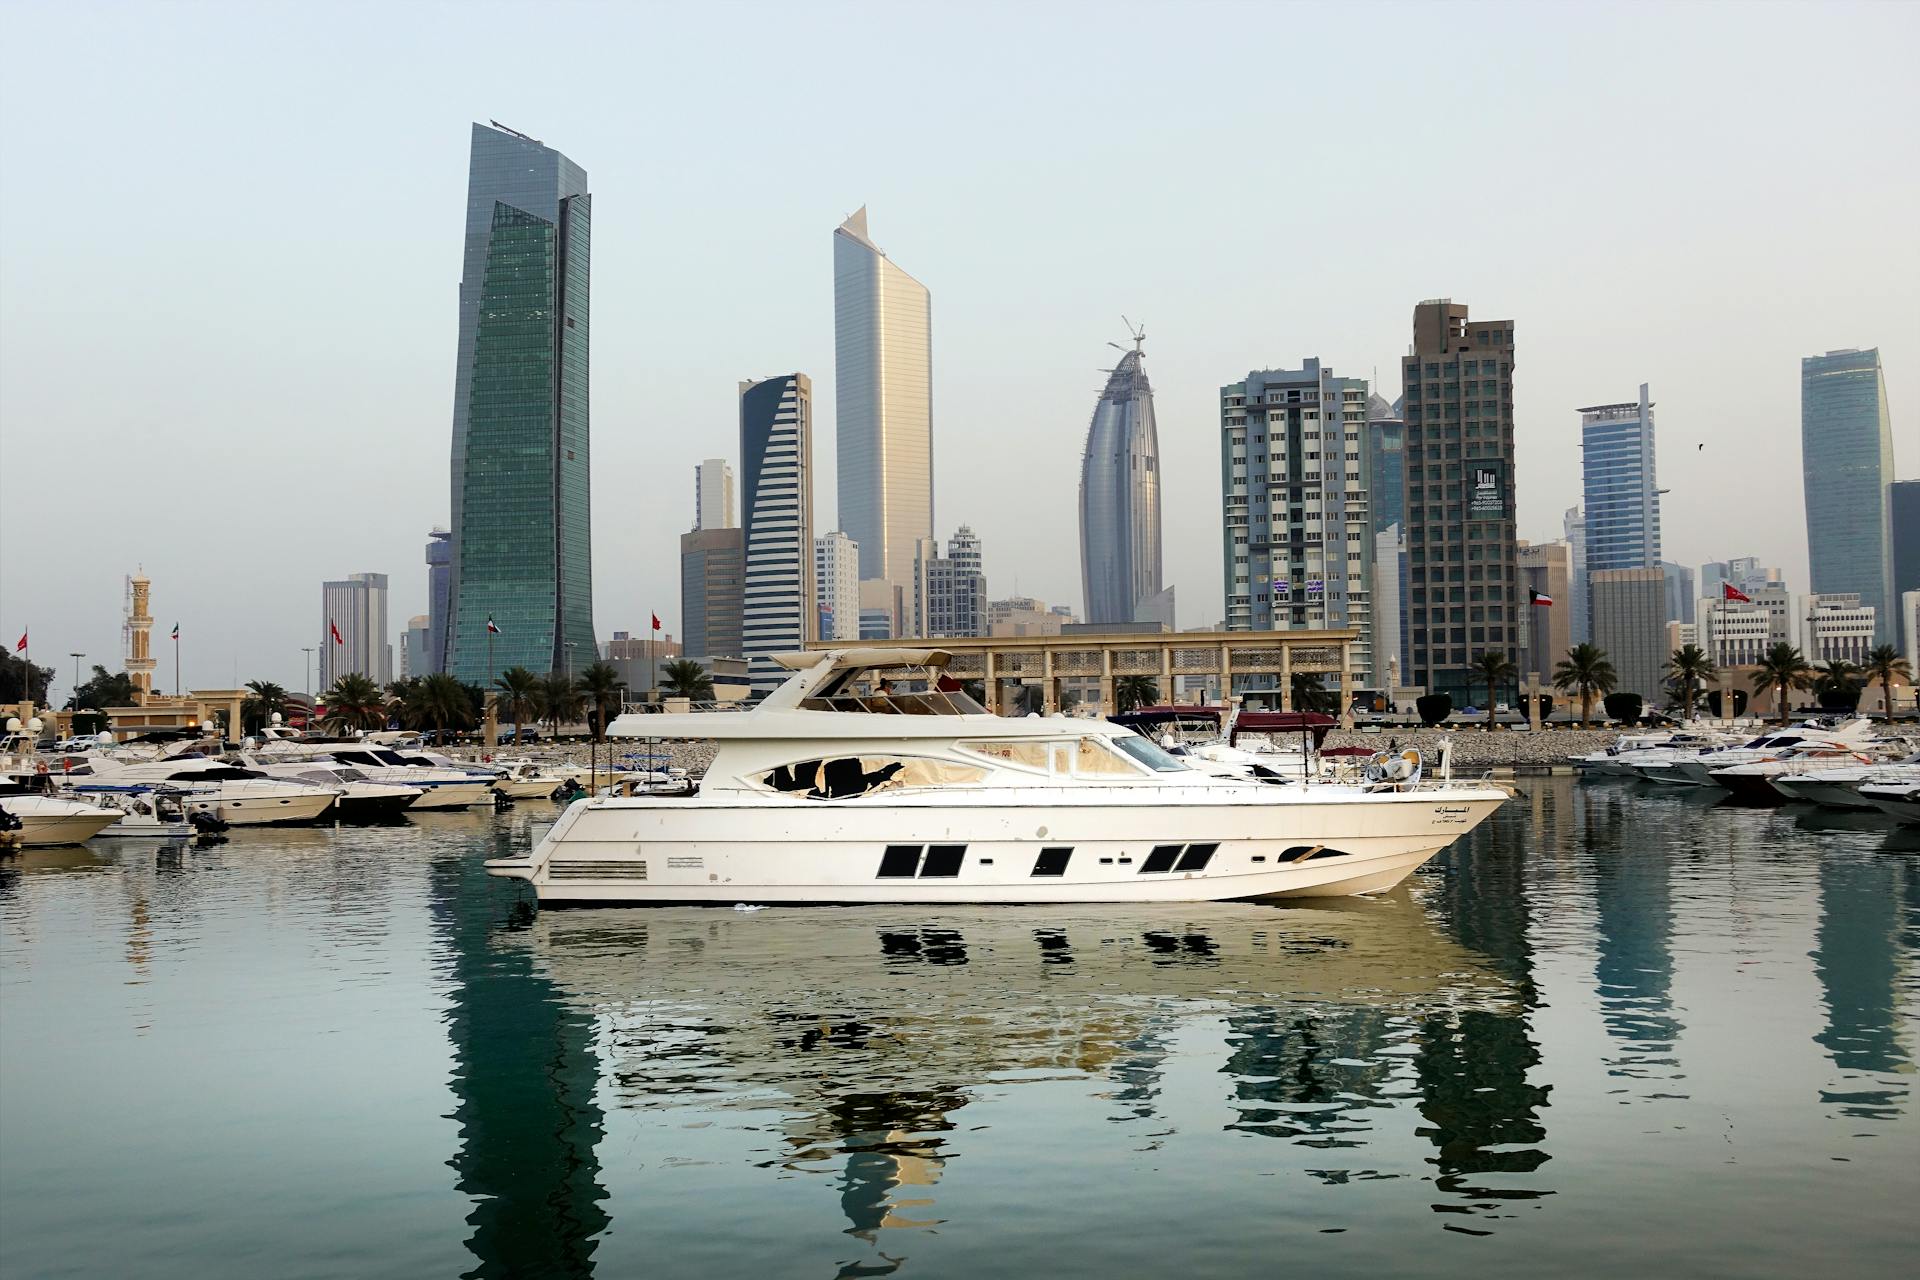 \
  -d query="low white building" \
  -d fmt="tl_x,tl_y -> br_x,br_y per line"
813,531 -> 860,642
1801,594 -> 1875,666
1697,599 -> 1772,666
